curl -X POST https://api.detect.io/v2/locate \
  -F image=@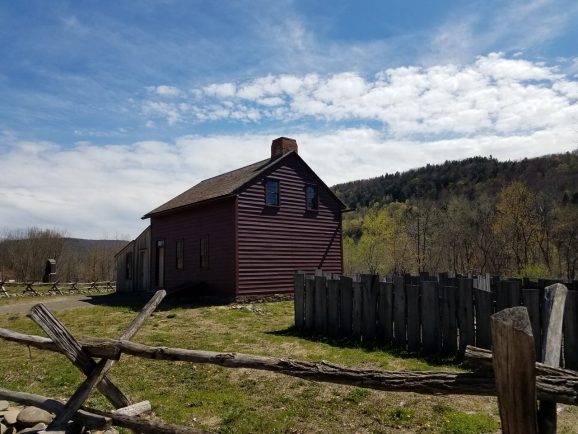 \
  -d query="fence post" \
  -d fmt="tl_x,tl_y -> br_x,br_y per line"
378,281 -> 393,343
326,278 -> 340,336
458,278 -> 474,354
538,283 -> 568,434
352,280 -> 362,340
491,306 -> 538,434
440,282 -> 458,354
294,272 -> 305,330
406,282 -> 420,352
361,274 -> 378,342
521,288 -> 541,358
304,277 -> 315,331
421,281 -> 440,353
563,289 -> 578,370
474,287 -> 492,349
393,276 -> 406,347
340,276 -> 353,336
314,275 -> 328,334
